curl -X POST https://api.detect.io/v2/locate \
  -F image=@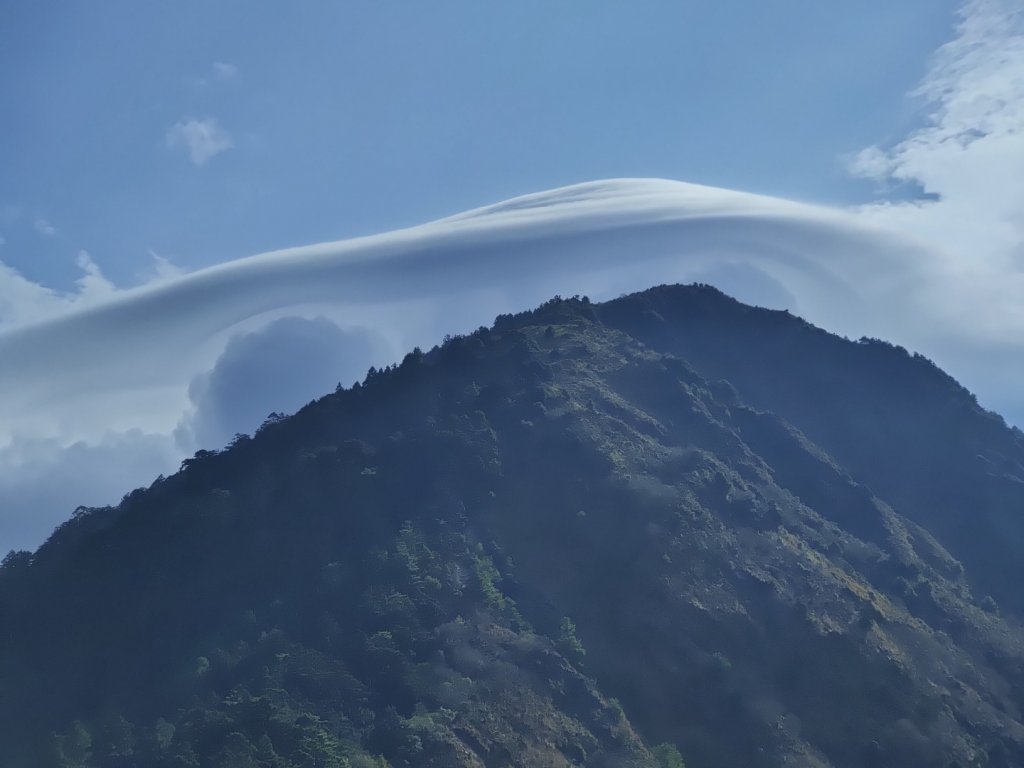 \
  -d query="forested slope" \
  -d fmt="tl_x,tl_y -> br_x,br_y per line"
3,286 -> 1024,768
